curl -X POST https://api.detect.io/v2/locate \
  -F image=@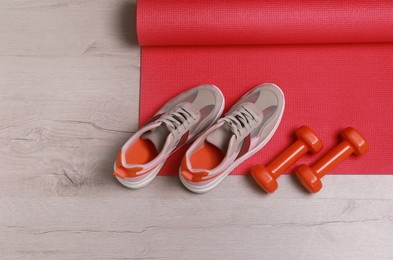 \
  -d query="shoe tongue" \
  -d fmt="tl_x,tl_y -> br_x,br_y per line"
141,123 -> 171,152
141,103 -> 198,153
205,103 -> 261,154
205,123 -> 236,153
241,102 -> 262,119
